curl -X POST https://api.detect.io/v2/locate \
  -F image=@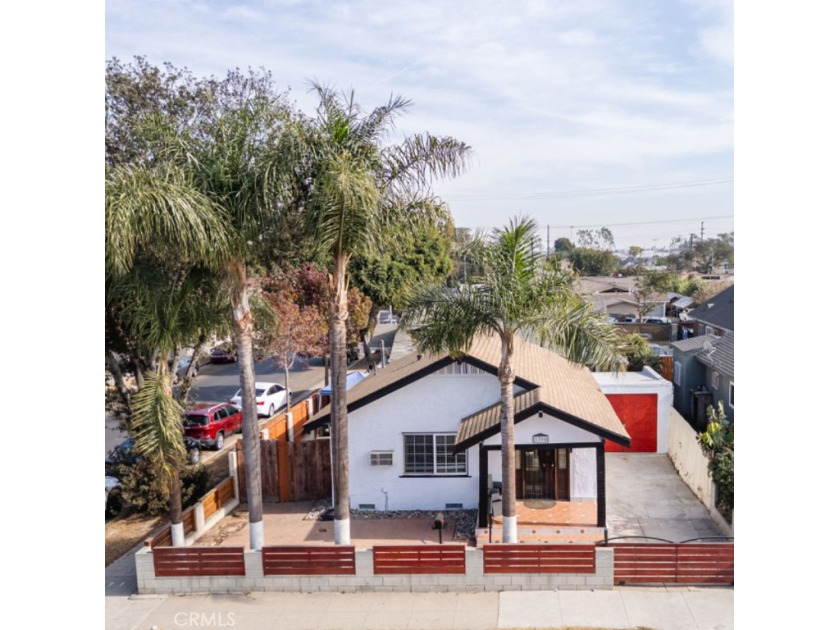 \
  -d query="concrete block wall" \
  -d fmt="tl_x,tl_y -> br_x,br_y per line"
136,546 -> 615,594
